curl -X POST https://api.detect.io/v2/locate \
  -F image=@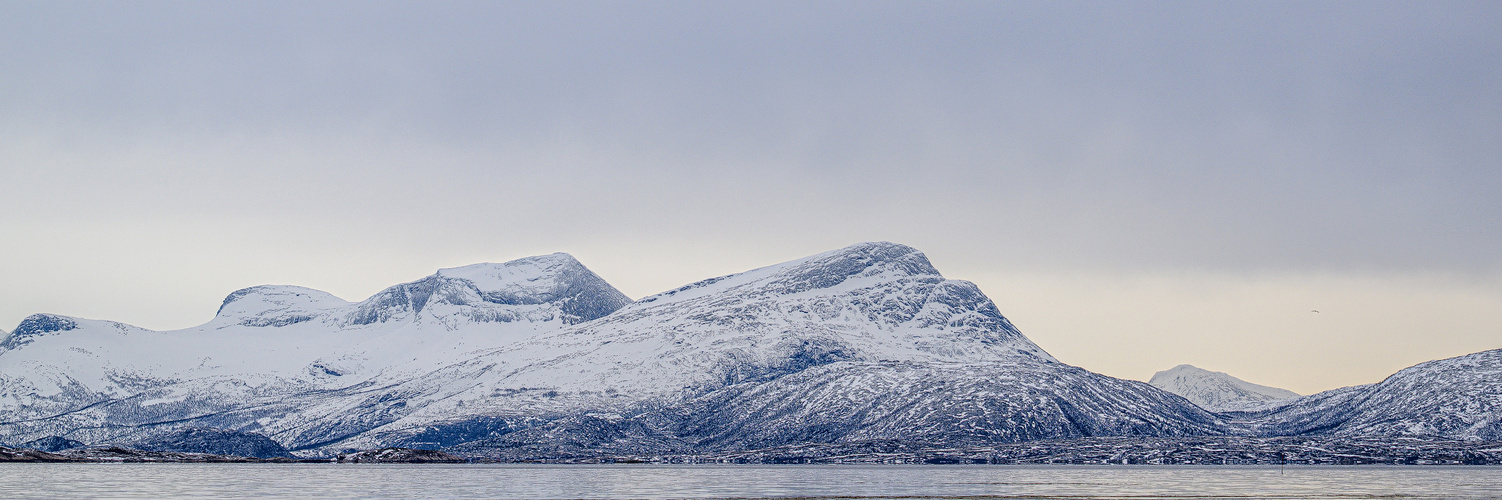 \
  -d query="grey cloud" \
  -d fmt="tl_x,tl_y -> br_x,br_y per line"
2,0 -> 1499,276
